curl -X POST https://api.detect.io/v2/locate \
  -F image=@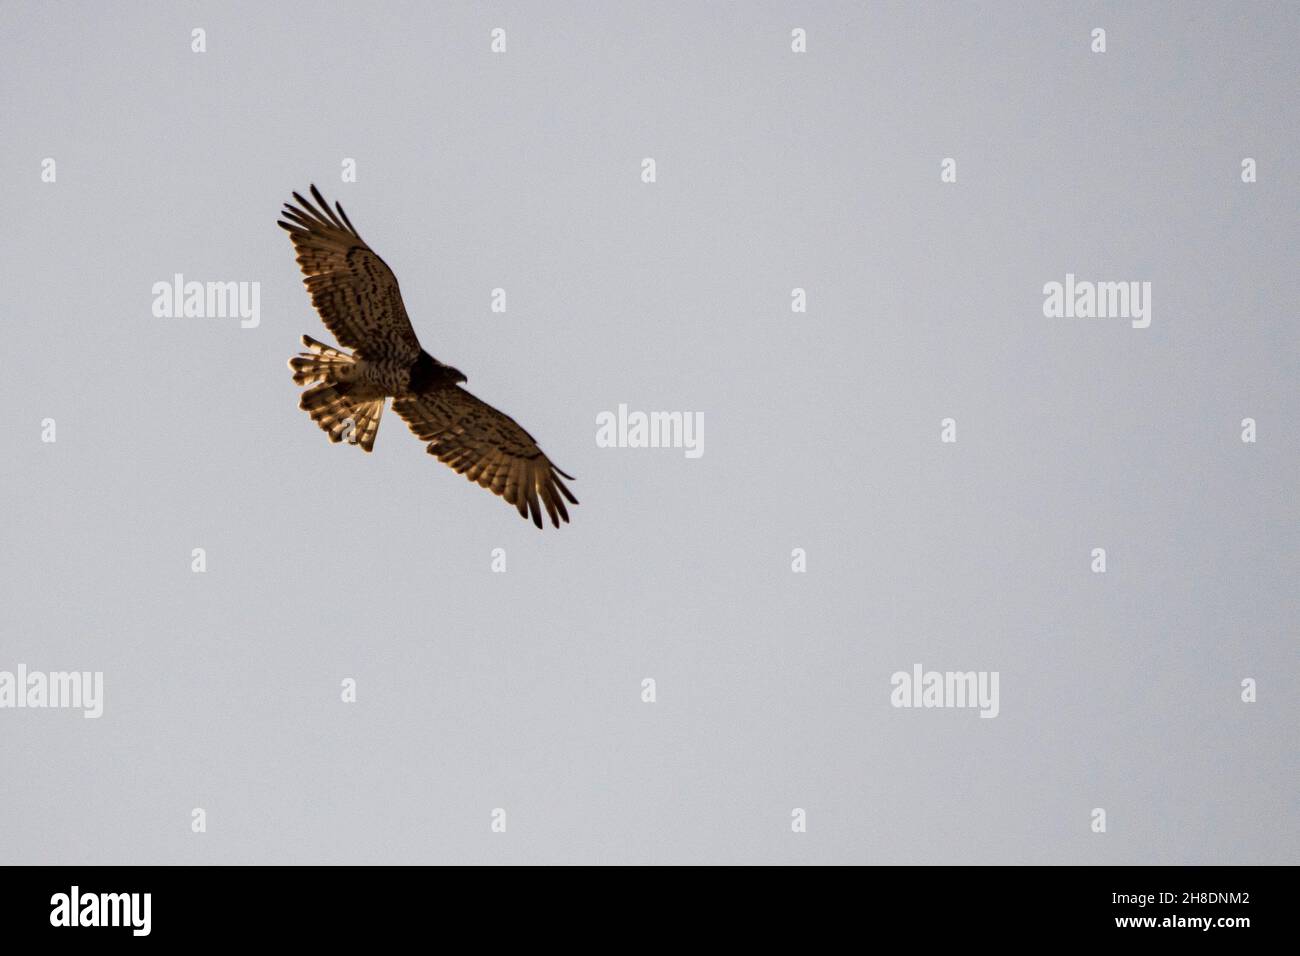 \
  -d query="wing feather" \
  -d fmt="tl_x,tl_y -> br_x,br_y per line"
277,185 -> 422,360
392,385 -> 578,529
